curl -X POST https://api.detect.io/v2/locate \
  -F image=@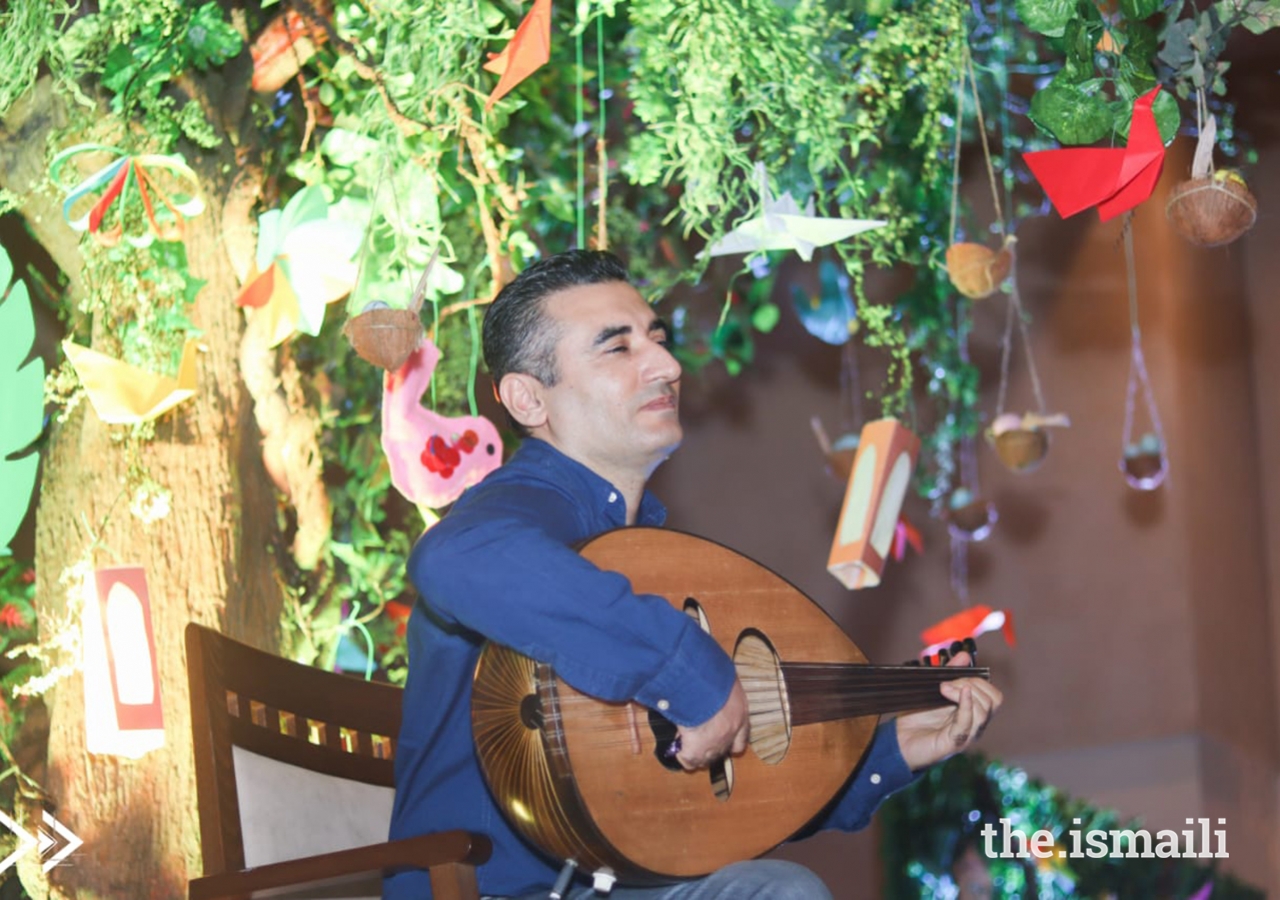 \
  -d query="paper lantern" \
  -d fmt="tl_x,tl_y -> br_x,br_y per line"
83,567 -> 164,758
827,418 -> 921,590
